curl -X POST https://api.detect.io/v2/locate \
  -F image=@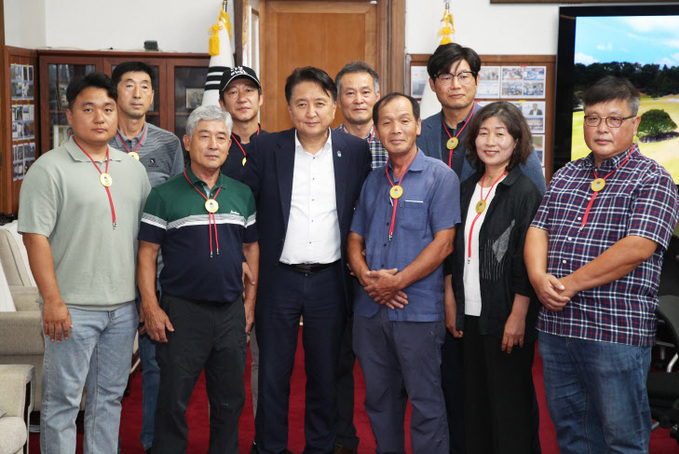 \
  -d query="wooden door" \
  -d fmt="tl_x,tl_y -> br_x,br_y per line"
260,0 -> 378,132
